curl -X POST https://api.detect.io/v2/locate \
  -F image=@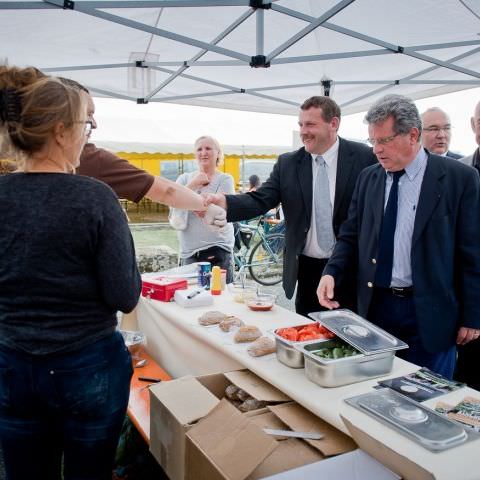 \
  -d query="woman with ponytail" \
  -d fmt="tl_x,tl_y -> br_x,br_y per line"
0,66 -> 141,480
